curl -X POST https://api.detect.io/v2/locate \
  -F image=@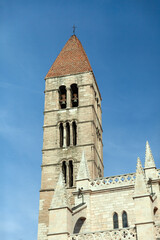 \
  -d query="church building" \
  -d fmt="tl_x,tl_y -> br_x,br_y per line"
37,34 -> 160,240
